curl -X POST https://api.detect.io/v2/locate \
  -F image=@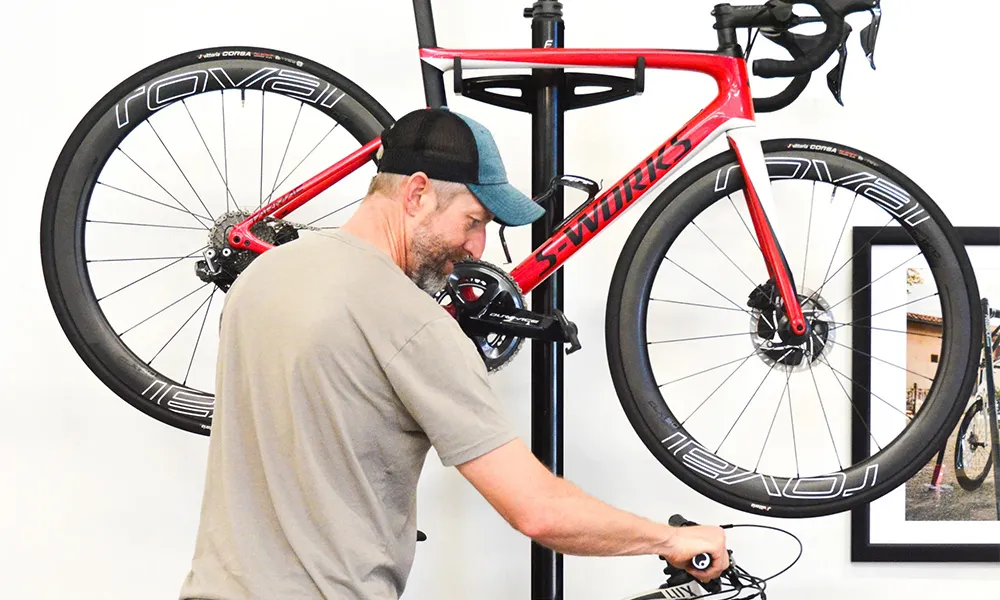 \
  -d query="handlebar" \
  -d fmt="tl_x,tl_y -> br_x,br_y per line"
750,1 -> 847,78
668,513 -> 713,572
715,0 -> 882,112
